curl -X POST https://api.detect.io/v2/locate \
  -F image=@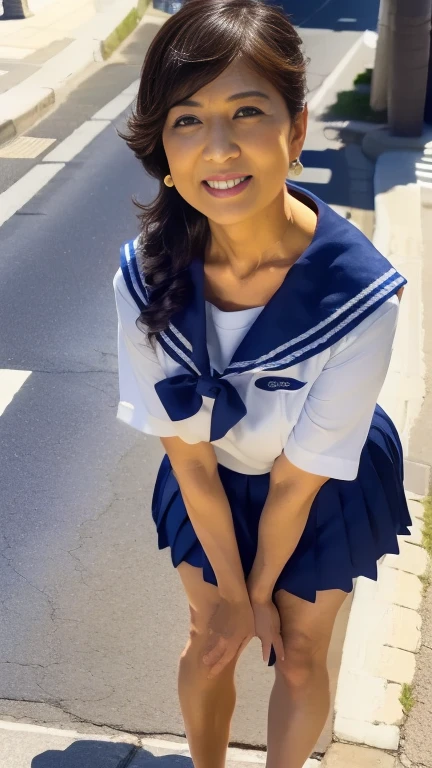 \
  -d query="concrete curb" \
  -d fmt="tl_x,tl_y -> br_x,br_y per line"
0,0 -> 153,146
333,492 -> 428,754
331,135 -> 431,757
